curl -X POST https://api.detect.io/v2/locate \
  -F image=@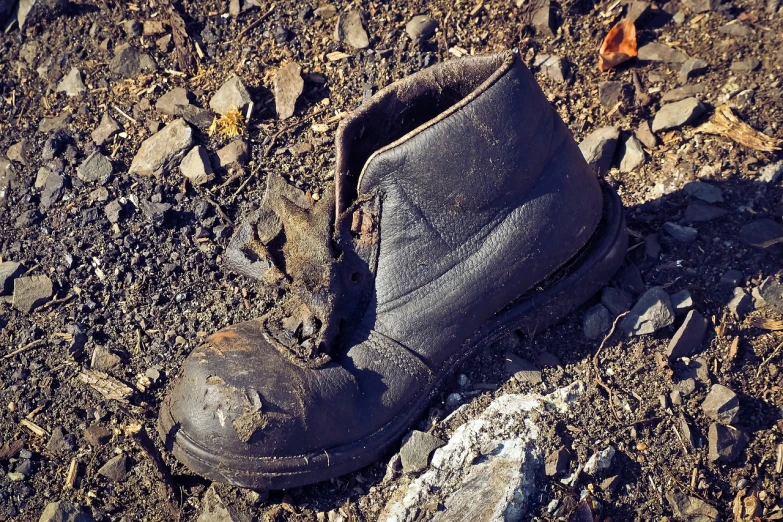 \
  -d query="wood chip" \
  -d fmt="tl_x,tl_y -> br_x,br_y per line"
20,419 -> 48,437
326,51 -> 351,61
728,336 -> 740,361
695,104 -> 782,152
748,317 -> 783,331
79,369 -> 133,402
65,458 -> 79,489
0,439 -> 25,460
